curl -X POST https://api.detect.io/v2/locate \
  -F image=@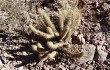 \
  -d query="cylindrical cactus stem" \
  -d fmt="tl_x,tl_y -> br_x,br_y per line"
40,51 -> 57,62
58,9 -> 64,31
60,11 -> 72,41
29,23 -> 54,39
47,41 -> 64,49
38,8 -> 59,36
71,7 -> 81,33
64,29 -> 72,42
60,26 -> 70,41
37,43 -> 44,49
32,43 -> 44,52
47,51 -> 57,60
32,45 -> 38,52
46,27 -> 54,35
